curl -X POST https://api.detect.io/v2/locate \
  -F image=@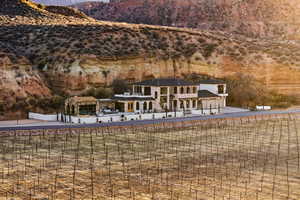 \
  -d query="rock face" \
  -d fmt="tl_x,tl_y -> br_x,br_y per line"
0,0 -> 300,118
73,0 -> 300,39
